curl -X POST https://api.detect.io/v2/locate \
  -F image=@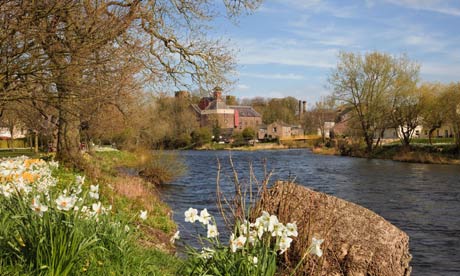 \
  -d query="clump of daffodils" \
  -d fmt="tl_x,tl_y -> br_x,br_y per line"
229,211 -> 299,255
0,156 -> 57,197
0,156 -> 111,220
179,207 -> 324,276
